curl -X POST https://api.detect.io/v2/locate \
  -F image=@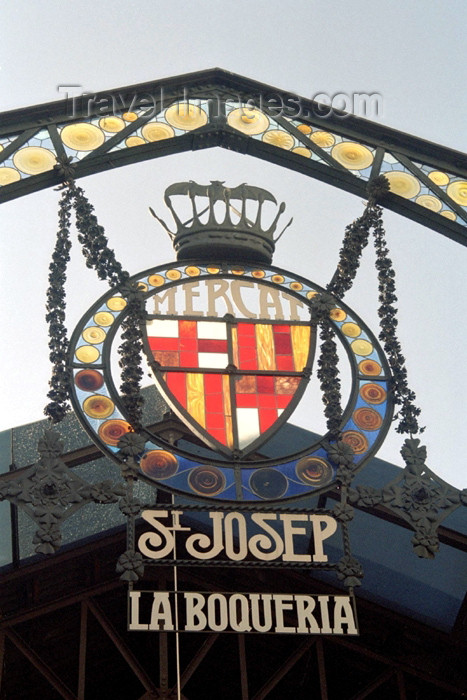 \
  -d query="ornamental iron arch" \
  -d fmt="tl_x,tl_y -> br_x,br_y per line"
0,68 -> 466,246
